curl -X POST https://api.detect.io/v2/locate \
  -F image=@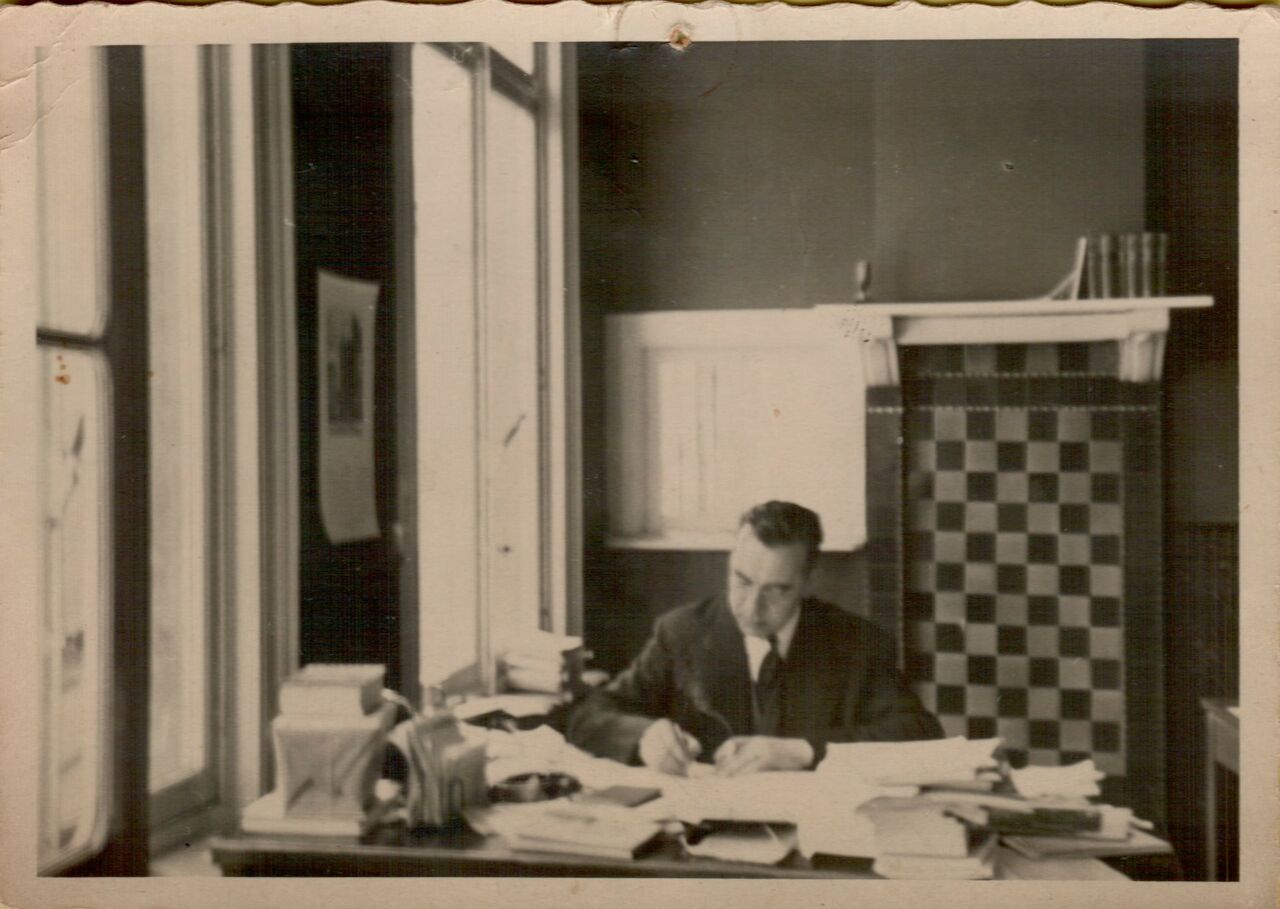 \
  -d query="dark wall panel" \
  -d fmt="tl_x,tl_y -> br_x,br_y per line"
292,44 -> 401,691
